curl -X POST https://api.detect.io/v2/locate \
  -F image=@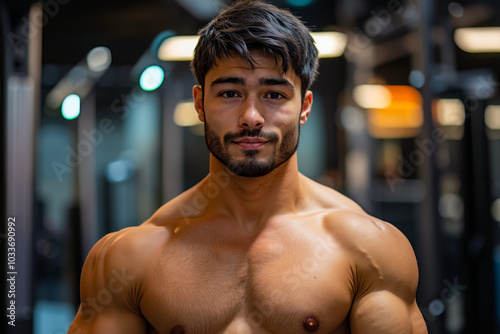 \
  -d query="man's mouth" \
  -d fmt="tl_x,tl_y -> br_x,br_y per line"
233,137 -> 270,150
